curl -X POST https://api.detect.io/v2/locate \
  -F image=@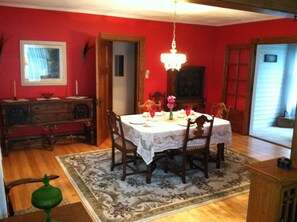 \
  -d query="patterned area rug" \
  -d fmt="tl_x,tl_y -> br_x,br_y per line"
56,148 -> 257,222
15,199 -> 69,215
